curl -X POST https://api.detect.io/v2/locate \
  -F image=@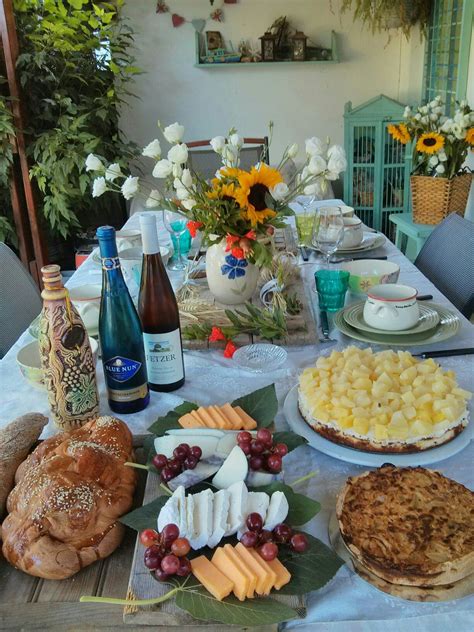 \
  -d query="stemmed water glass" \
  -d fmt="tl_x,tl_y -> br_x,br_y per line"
163,209 -> 188,271
311,206 -> 344,266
